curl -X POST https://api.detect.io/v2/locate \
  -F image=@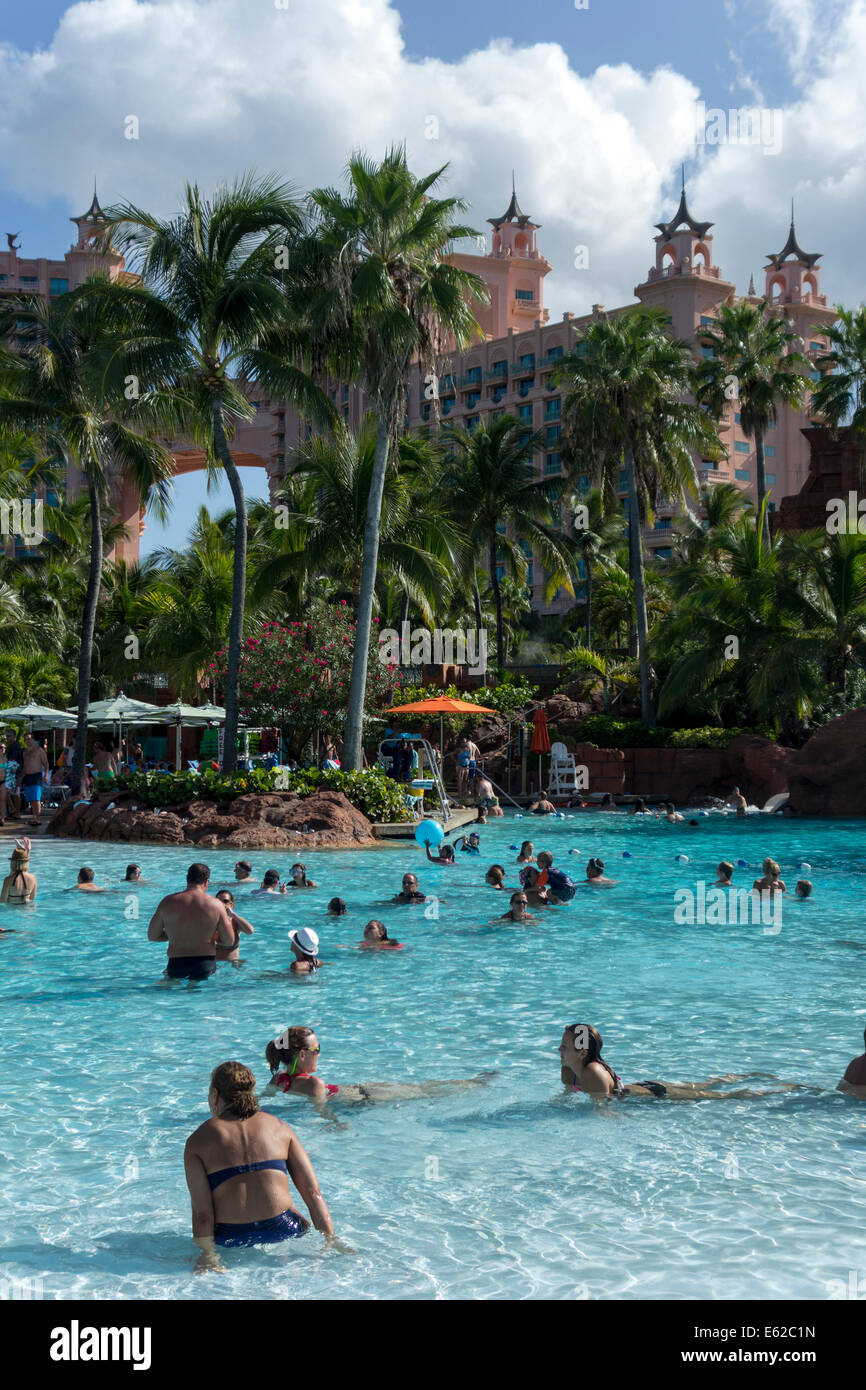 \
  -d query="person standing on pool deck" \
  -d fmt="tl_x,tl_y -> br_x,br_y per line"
20,733 -> 48,829
148,862 -> 234,980
184,1061 -> 338,1271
